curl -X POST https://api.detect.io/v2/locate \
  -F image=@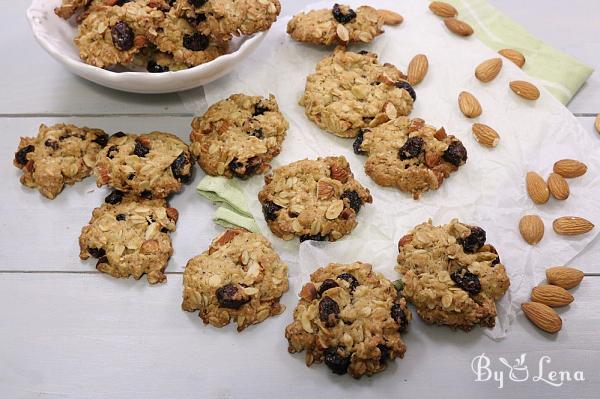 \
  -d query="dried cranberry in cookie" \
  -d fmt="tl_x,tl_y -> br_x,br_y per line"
354,116 -> 468,199
258,156 -> 372,242
285,262 -> 411,378
13,123 -> 108,199
182,229 -> 289,331
396,219 -> 509,330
